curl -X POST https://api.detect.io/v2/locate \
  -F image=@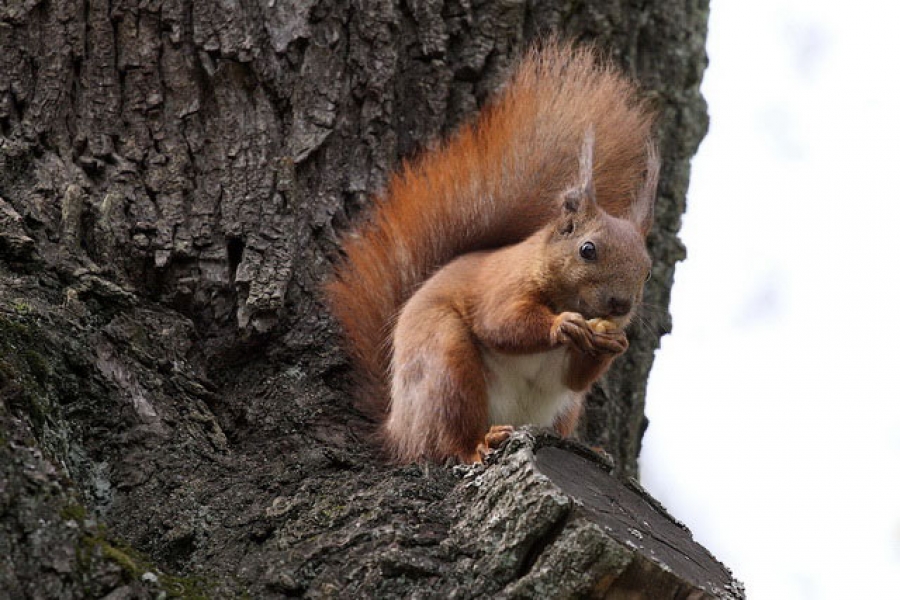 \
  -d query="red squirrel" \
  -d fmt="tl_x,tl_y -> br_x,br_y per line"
326,41 -> 659,464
